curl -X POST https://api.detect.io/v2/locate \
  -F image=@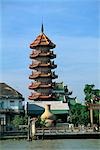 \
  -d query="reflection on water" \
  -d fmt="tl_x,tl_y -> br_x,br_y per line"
0,139 -> 100,150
